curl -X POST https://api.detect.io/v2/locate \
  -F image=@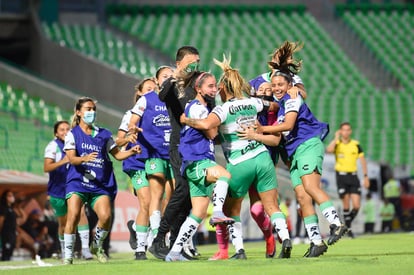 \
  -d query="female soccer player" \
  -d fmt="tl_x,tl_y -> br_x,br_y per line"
117,78 -> 155,260
255,42 -> 347,252
63,97 -> 141,264
44,120 -> 93,260
181,55 -> 292,259
165,72 -> 234,261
